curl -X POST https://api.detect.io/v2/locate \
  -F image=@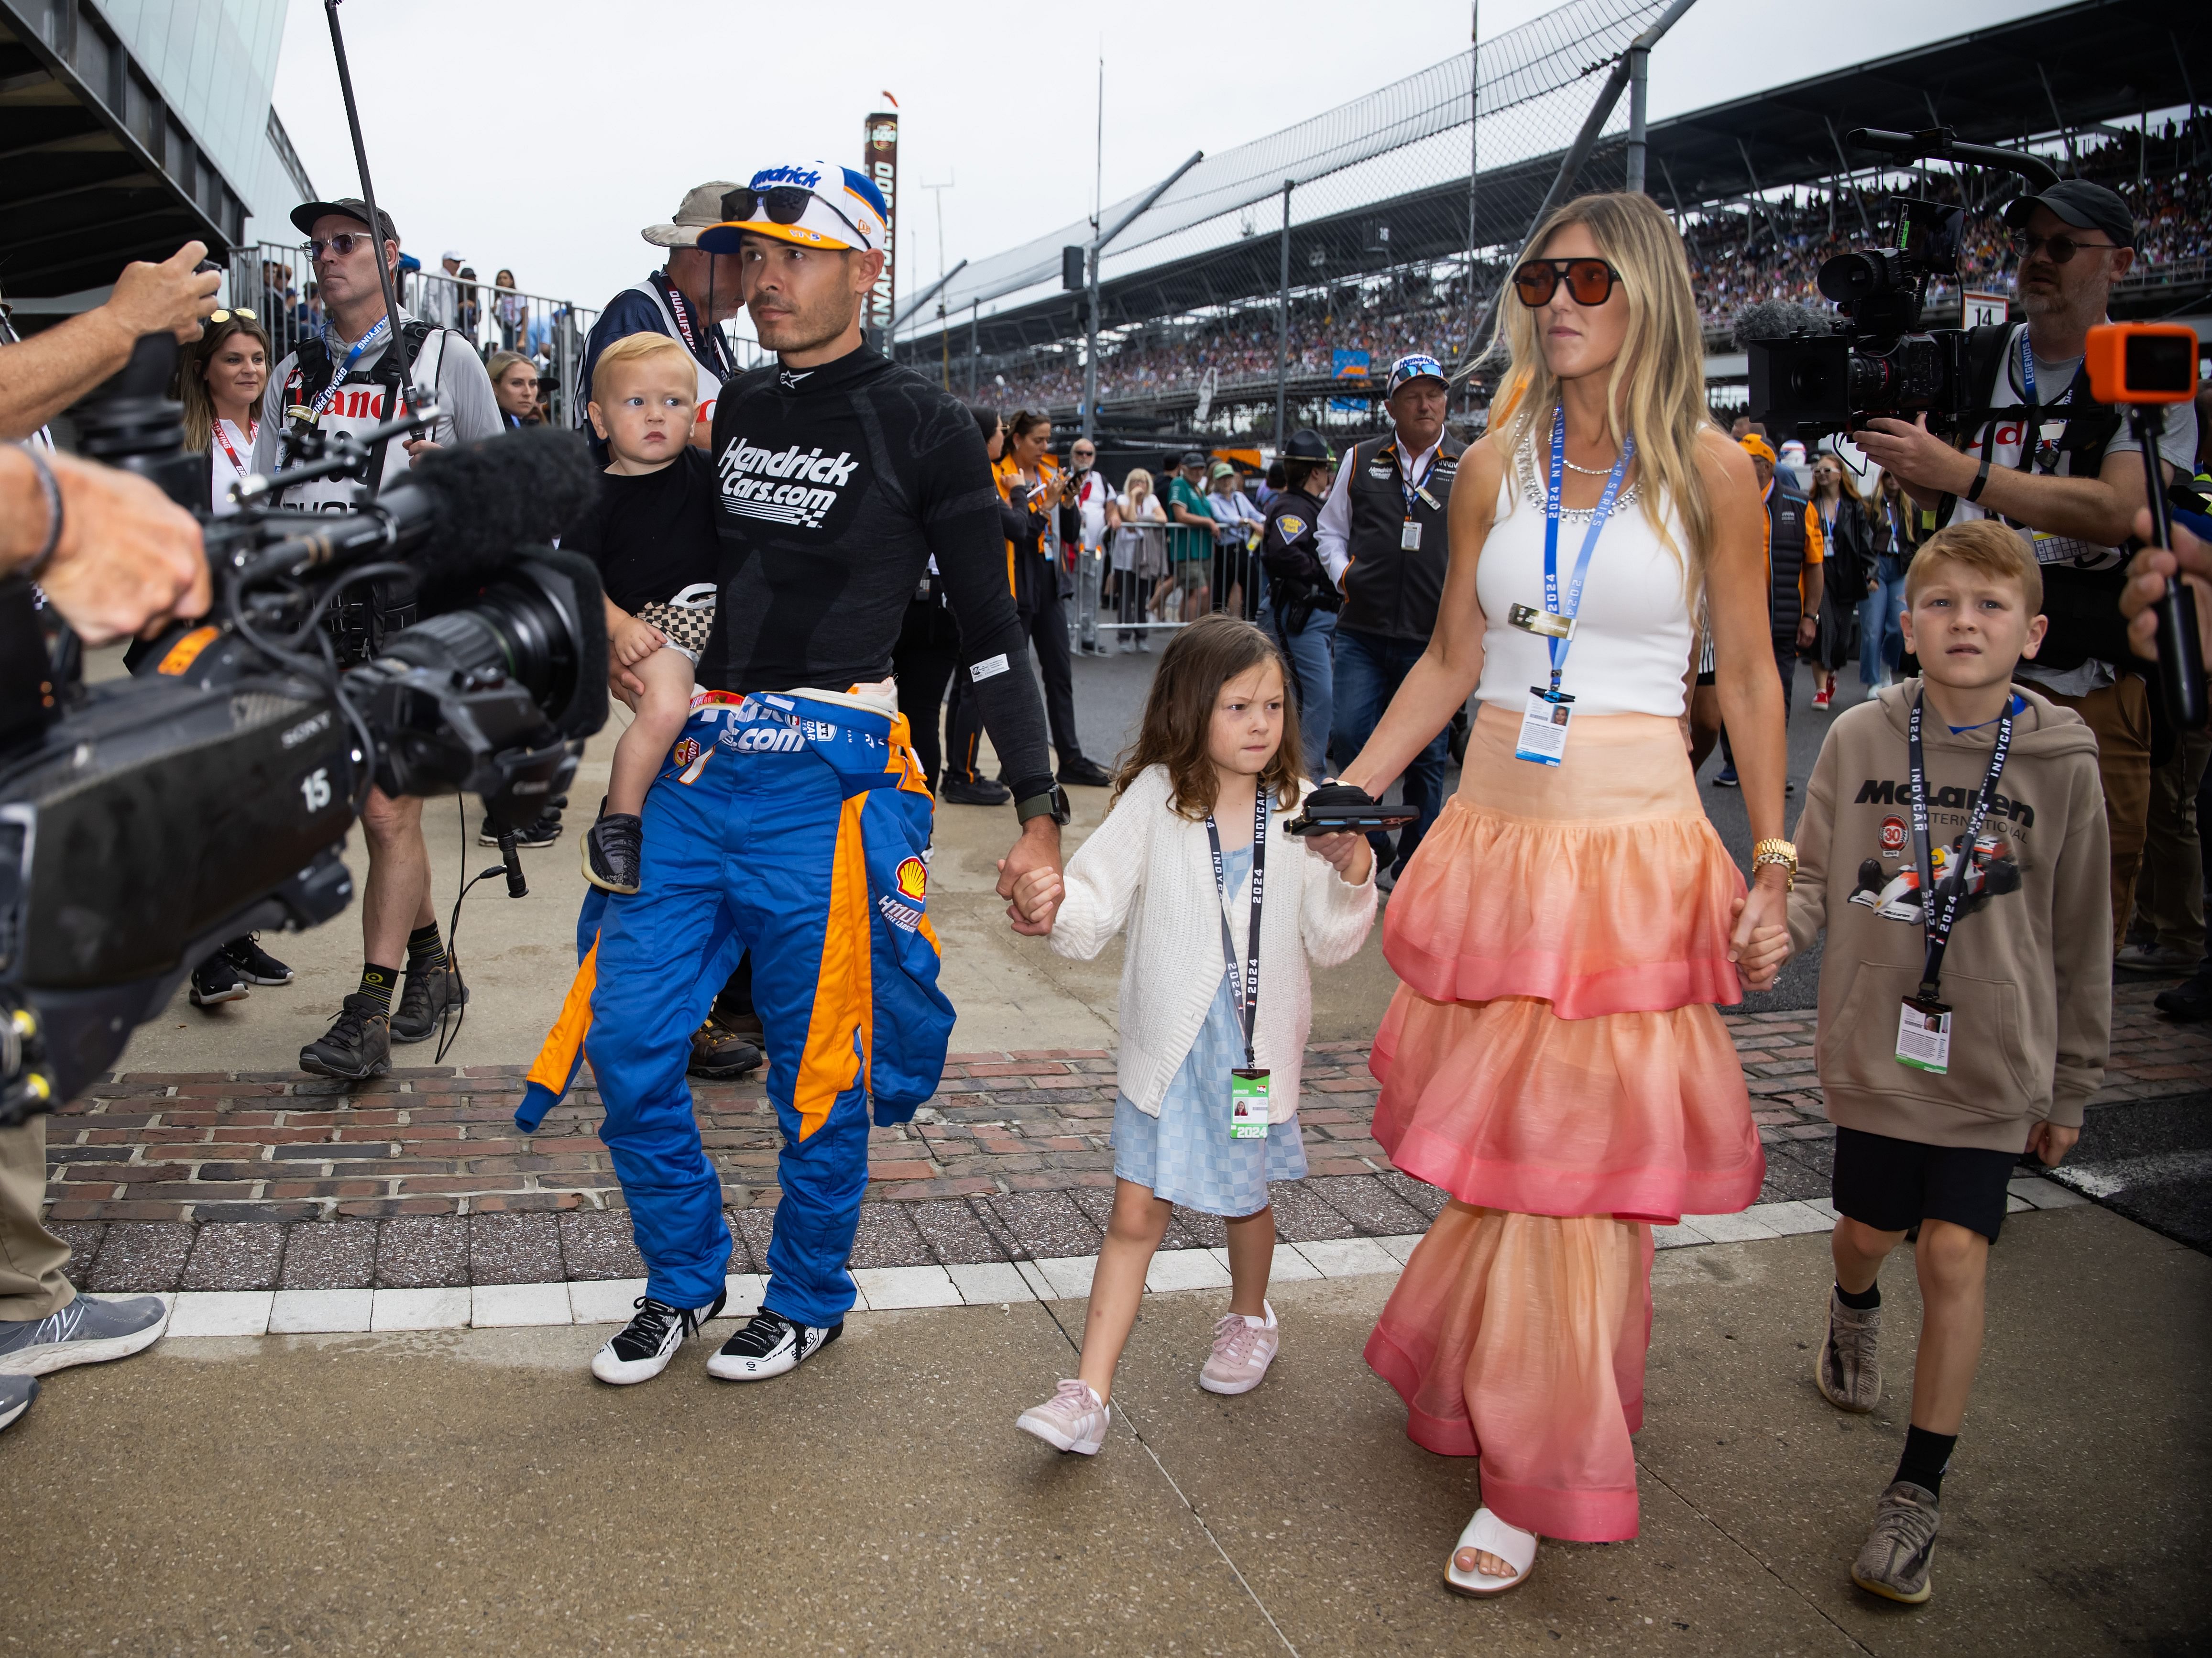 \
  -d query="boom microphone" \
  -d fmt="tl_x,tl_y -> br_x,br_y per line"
1734,299 -> 1838,349
234,425 -> 600,594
